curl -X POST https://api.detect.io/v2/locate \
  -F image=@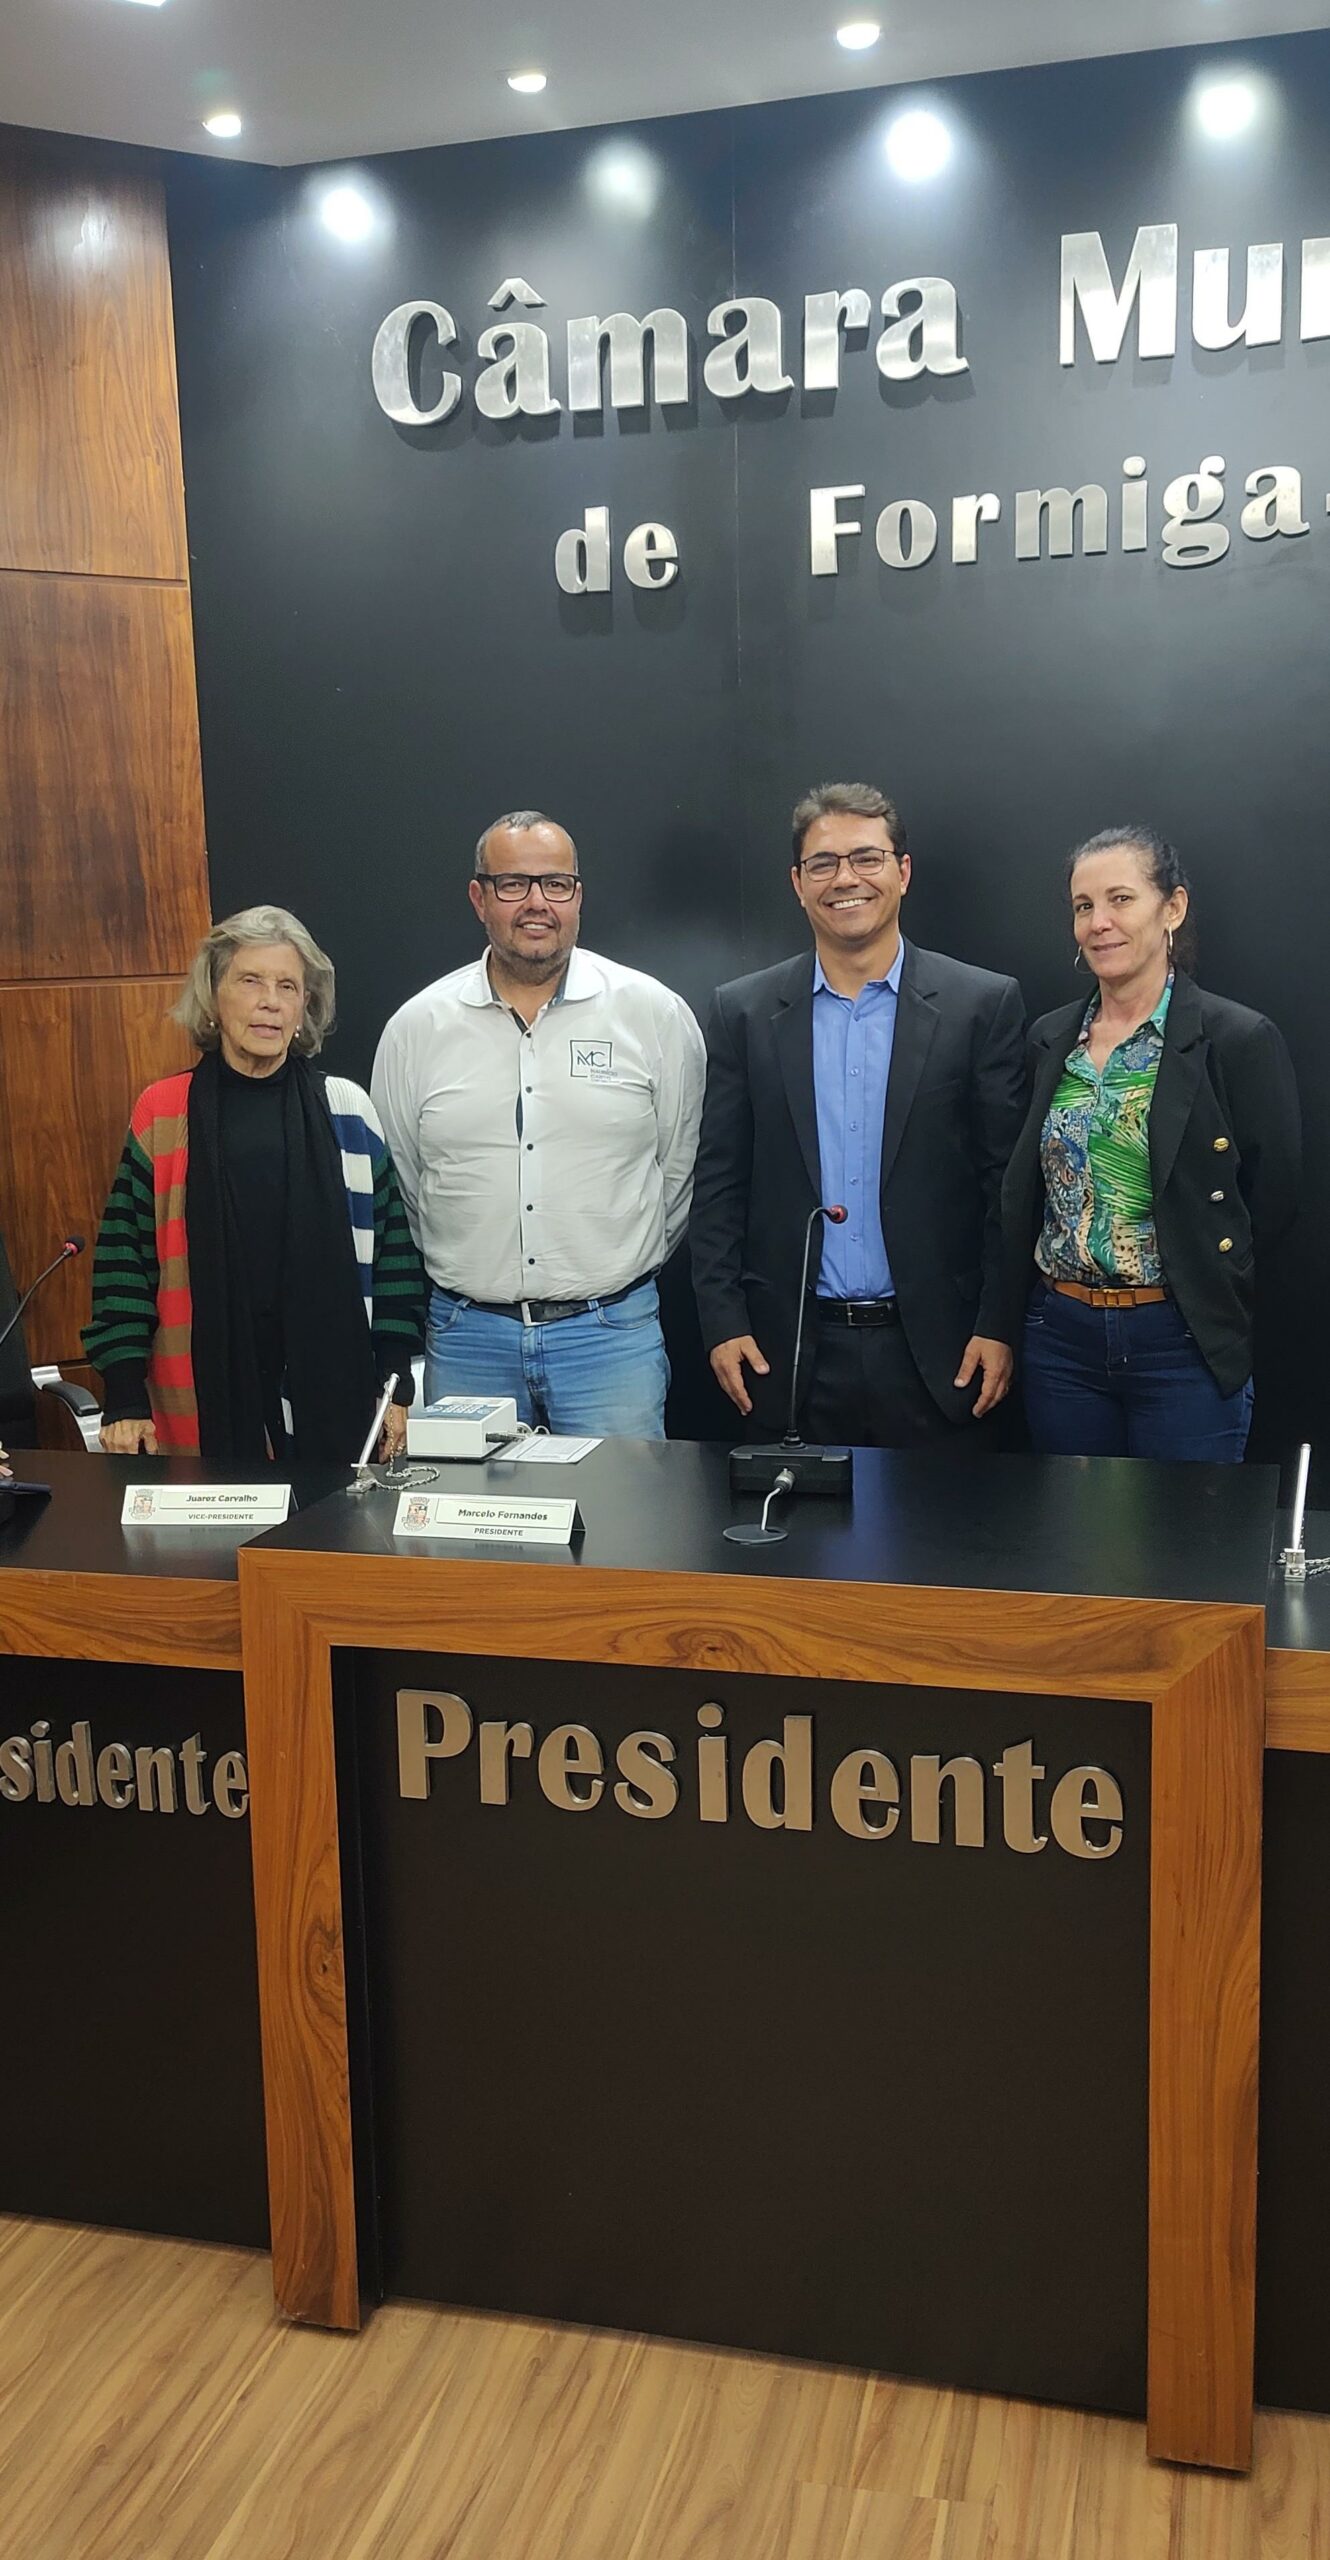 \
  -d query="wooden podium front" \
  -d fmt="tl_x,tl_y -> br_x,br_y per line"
239,1444 -> 1274,2474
